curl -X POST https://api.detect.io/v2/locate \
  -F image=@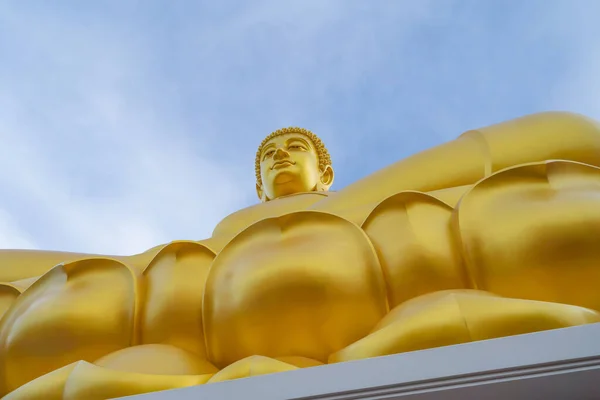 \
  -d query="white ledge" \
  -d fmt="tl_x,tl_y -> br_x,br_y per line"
123,324 -> 600,399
